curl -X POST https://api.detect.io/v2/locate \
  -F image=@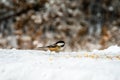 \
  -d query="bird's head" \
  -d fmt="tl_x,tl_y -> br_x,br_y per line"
55,41 -> 65,47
